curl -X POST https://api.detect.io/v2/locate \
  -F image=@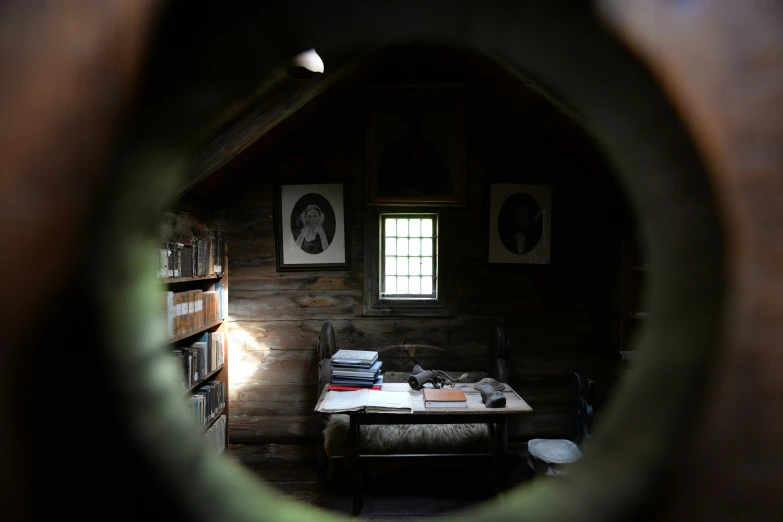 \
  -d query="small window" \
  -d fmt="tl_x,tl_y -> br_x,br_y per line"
363,208 -> 451,317
381,214 -> 437,298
